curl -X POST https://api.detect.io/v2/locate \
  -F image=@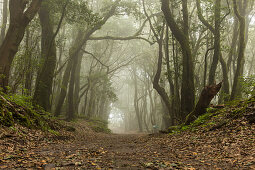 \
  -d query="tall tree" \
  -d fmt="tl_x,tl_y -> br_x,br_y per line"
208,0 -> 221,85
231,0 -> 247,99
33,0 -> 58,111
161,0 -> 195,119
196,0 -> 230,102
55,1 -> 120,119
132,67 -> 143,132
0,0 -> 42,92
